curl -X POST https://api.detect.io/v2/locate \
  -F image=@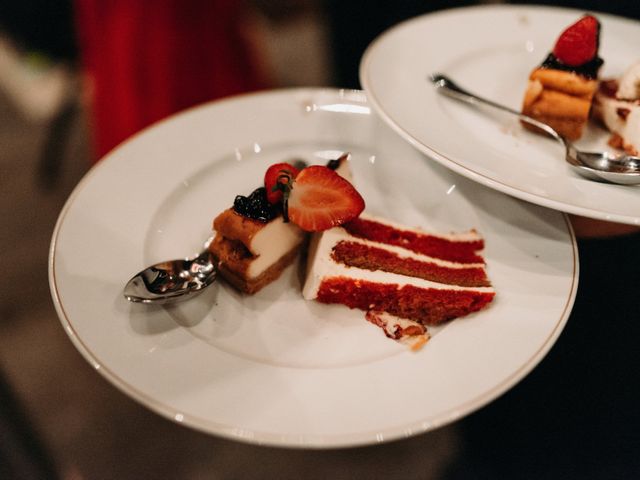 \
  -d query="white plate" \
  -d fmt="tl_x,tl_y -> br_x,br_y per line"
49,88 -> 577,448
360,5 -> 640,226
